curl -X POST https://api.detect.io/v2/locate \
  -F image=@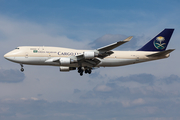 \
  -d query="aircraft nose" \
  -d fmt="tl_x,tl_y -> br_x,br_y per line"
4,52 -> 14,61
4,49 -> 22,62
4,53 -> 9,58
